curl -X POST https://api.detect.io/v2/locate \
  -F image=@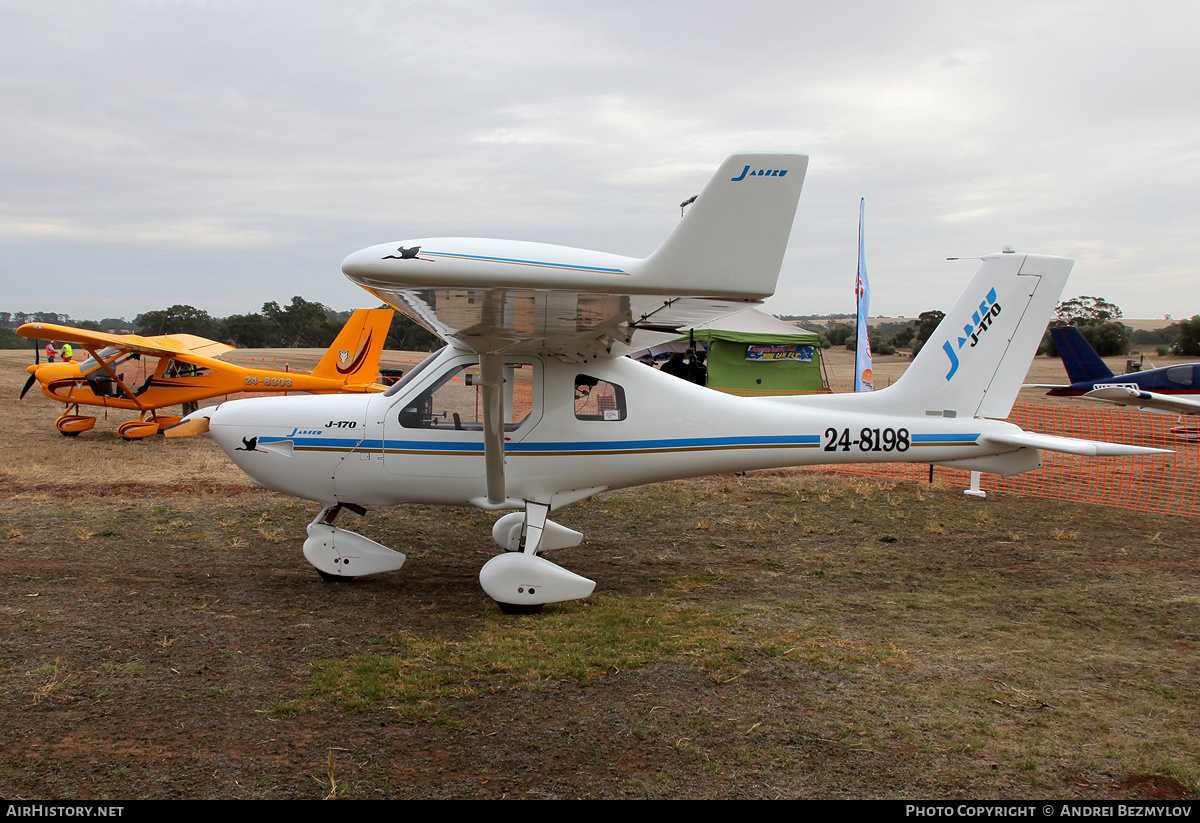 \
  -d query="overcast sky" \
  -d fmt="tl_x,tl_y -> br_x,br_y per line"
2,0 -> 1197,325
